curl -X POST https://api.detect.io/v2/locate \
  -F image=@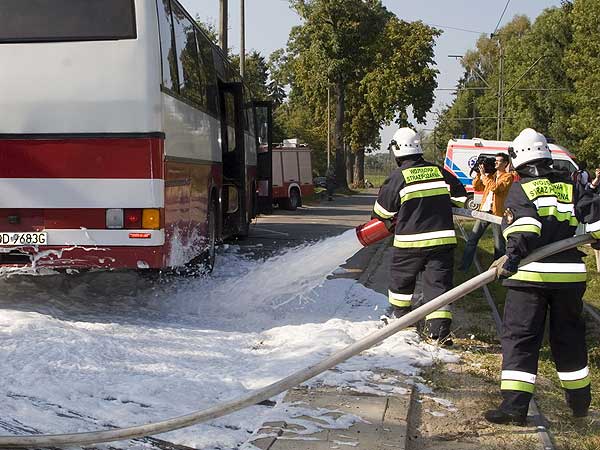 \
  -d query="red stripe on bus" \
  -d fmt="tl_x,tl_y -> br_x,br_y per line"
0,138 -> 164,178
